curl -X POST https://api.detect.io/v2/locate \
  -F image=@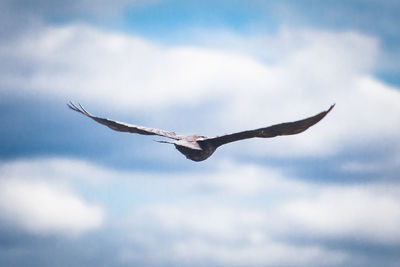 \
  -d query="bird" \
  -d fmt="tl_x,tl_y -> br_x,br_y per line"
68,102 -> 334,162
